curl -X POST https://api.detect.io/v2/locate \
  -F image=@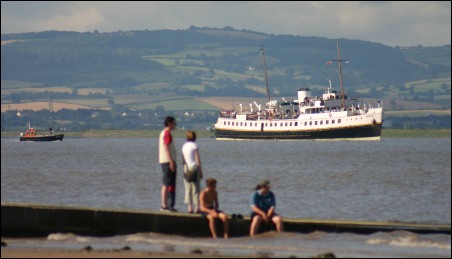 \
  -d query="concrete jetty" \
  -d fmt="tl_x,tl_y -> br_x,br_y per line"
2,203 -> 450,237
